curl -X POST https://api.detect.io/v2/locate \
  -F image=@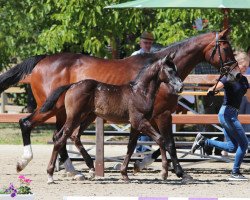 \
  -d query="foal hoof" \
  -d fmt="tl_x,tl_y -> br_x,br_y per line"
181,173 -> 194,184
133,160 -> 141,174
161,172 -> 168,180
122,176 -> 130,183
